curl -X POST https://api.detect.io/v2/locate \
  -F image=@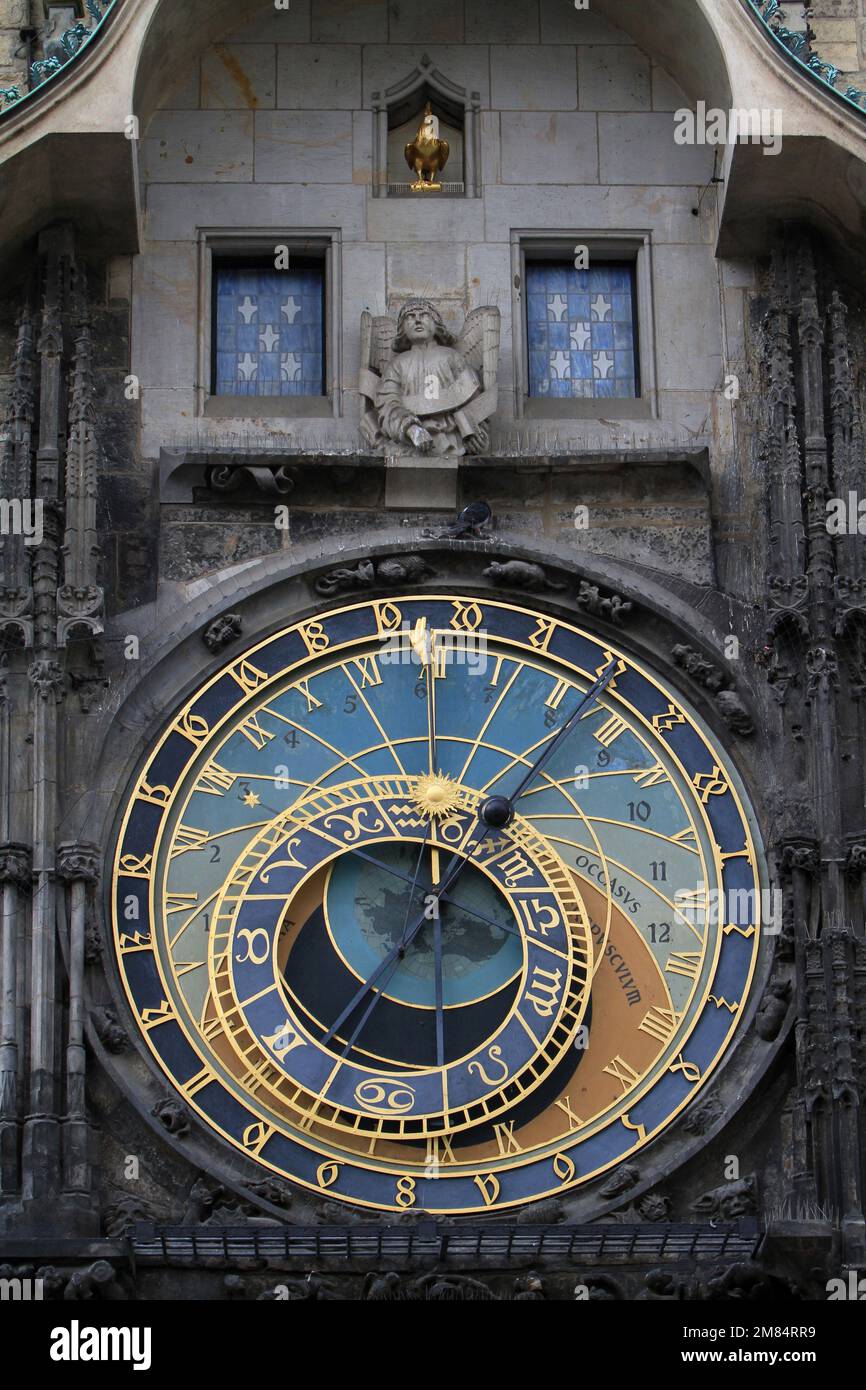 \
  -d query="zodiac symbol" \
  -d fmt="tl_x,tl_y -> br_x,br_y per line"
354,1078 -> 416,1114
323,807 -> 385,843
467,1045 -> 509,1087
526,966 -> 563,1019
235,928 -> 270,965
259,840 -> 306,878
